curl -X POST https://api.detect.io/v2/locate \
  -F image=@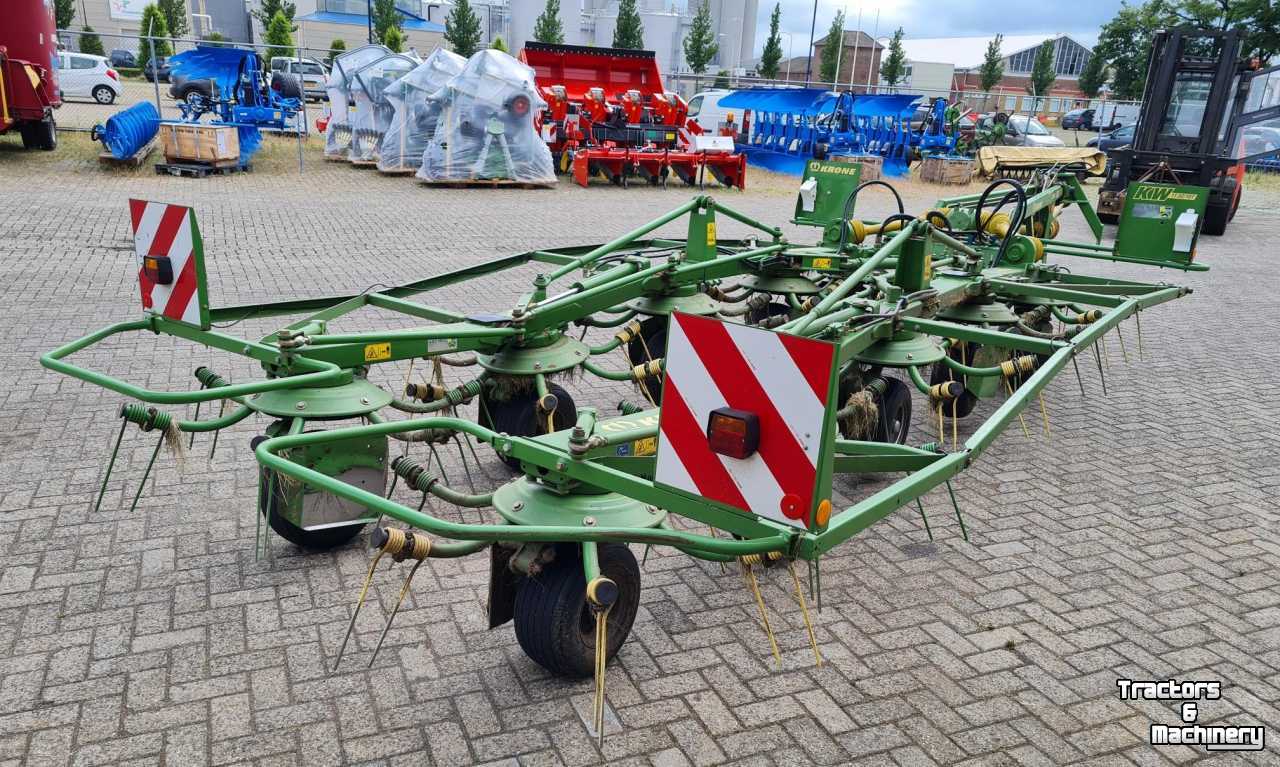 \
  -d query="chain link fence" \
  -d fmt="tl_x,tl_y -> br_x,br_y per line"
53,29 -> 335,137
